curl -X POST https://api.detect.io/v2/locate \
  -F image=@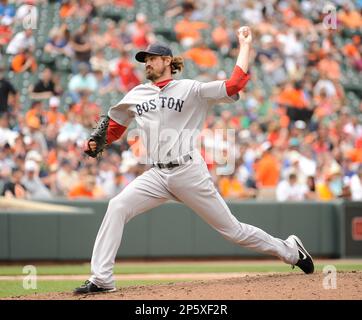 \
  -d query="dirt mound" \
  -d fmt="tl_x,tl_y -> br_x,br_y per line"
5,271 -> 362,300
